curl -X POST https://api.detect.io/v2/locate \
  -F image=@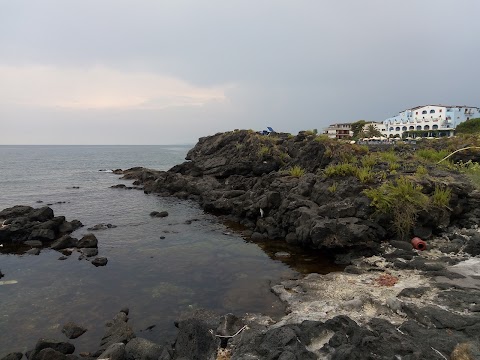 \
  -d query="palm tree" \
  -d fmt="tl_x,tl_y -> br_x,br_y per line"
365,124 -> 383,138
